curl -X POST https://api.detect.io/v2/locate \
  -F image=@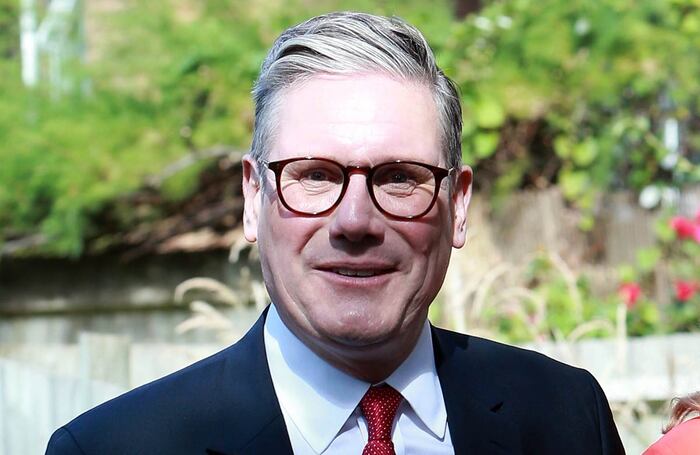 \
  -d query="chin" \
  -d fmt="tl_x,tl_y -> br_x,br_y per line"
326,330 -> 390,349
321,316 -> 397,348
